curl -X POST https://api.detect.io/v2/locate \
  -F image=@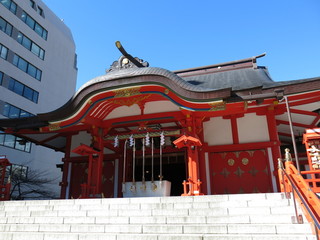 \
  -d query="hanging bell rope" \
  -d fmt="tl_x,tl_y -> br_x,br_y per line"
145,132 -> 150,146
151,137 -> 154,183
151,137 -> 157,191
141,138 -> 146,191
159,131 -> 165,181
132,137 -> 136,183
114,135 -> 119,148
122,139 -> 127,193
130,135 -> 136,193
